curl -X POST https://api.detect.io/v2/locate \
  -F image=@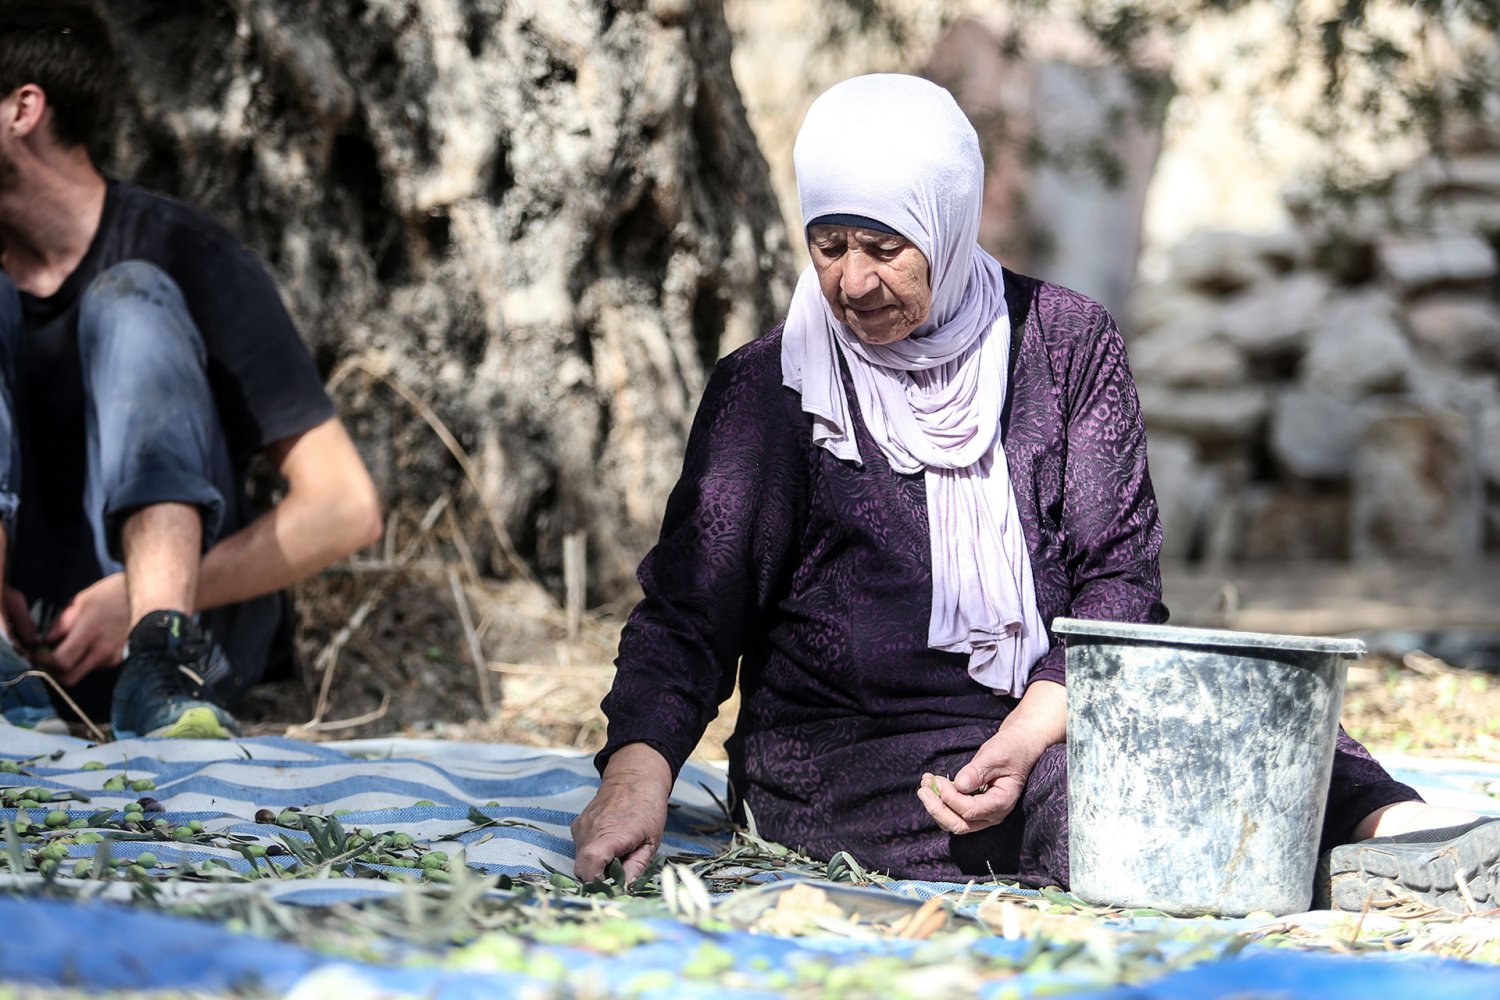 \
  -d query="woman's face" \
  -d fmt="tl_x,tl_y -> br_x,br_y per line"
808,224 -> 932,346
